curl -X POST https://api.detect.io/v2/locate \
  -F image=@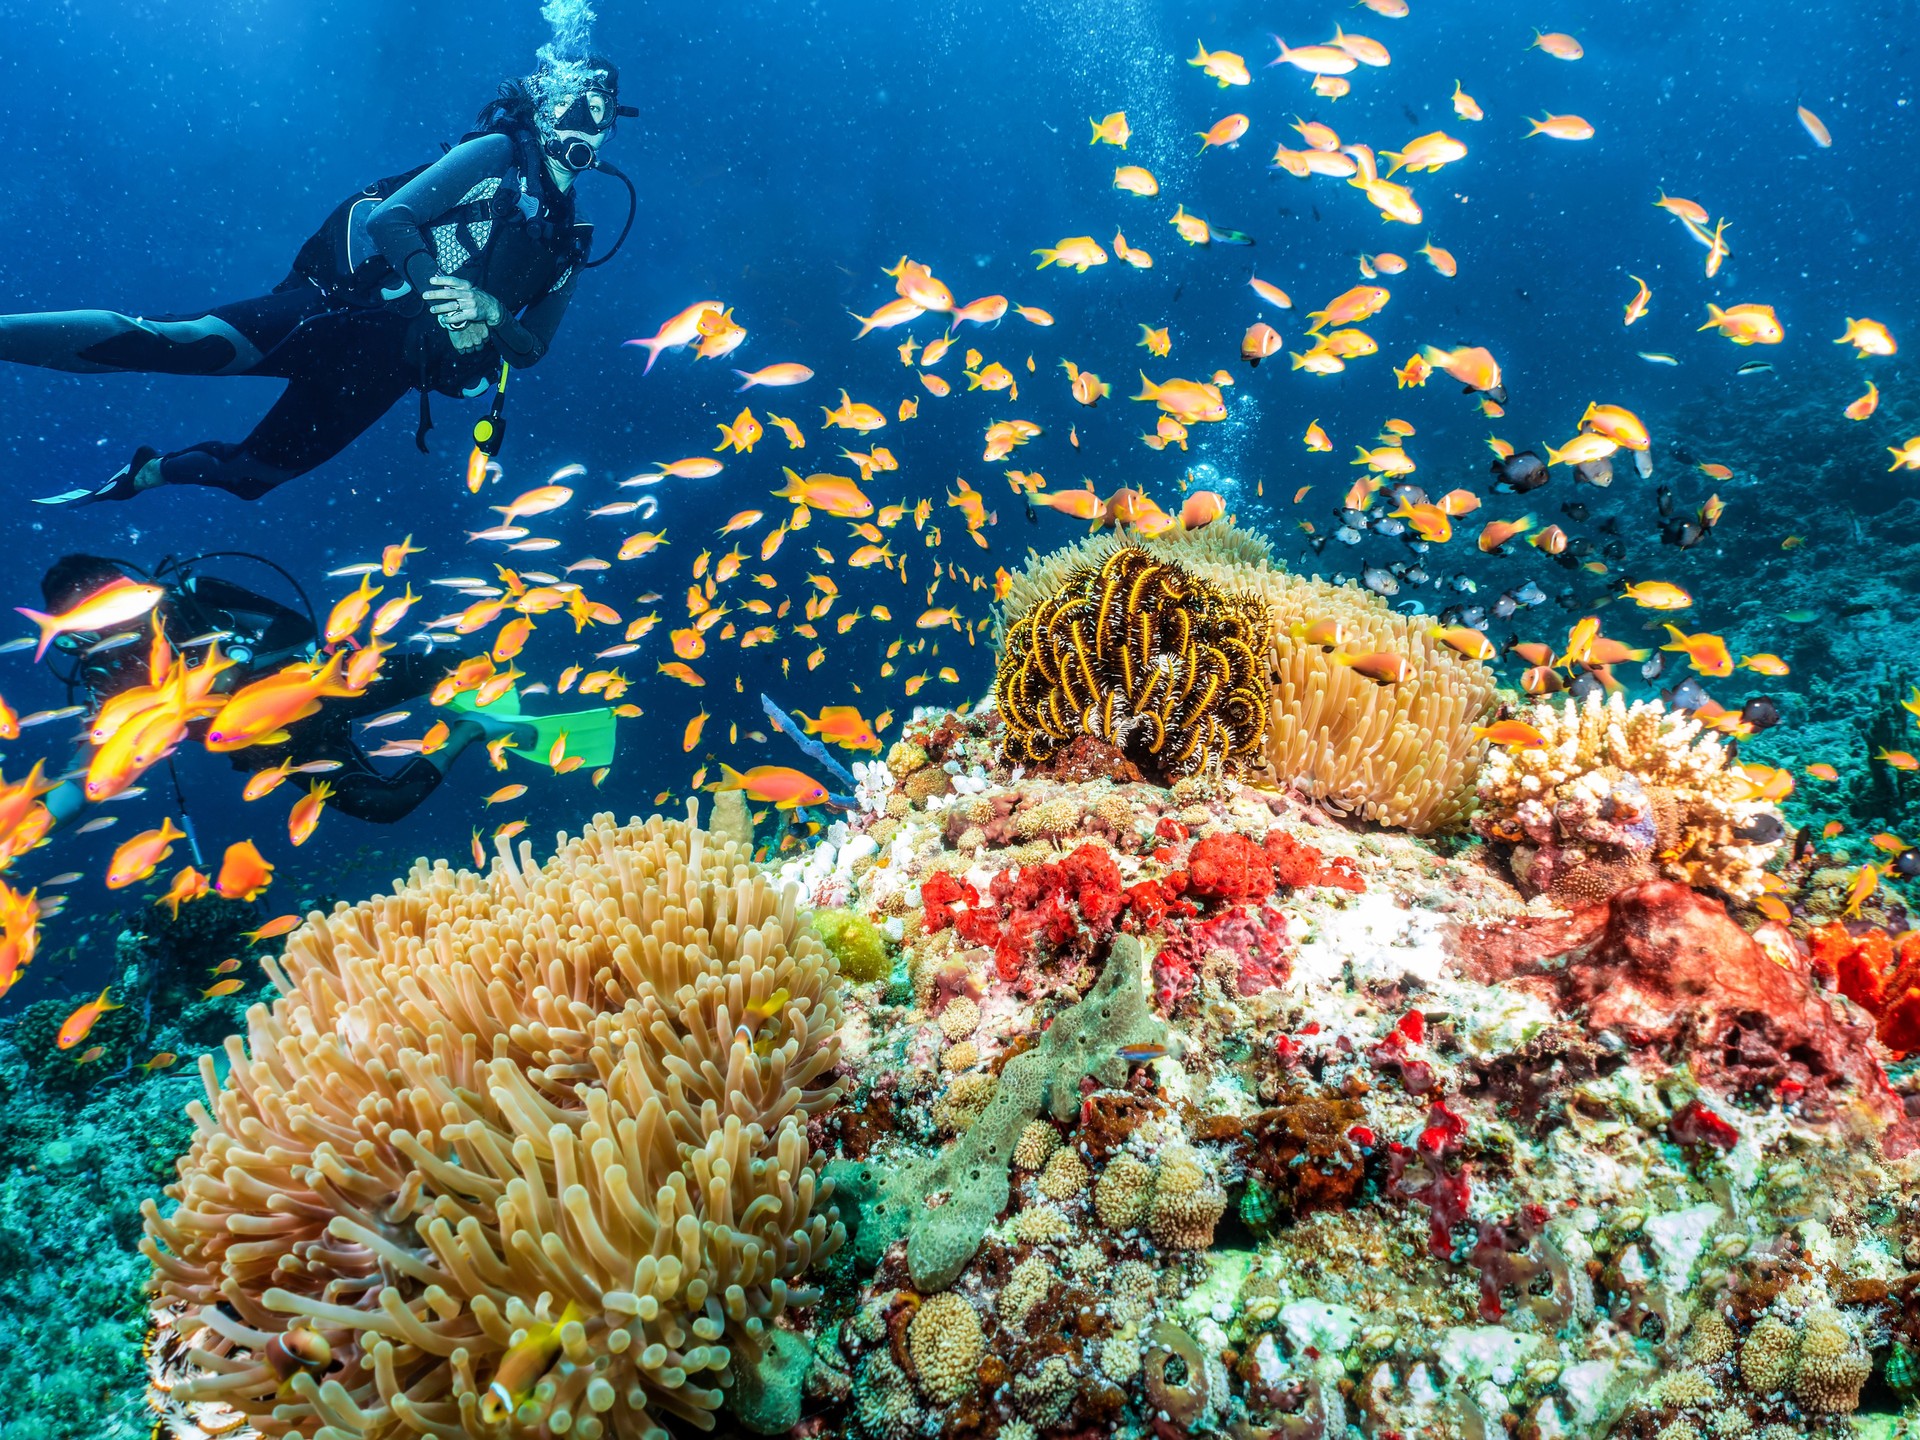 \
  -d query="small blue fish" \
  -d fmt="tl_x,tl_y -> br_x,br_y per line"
1117,1042 -> 1168,1064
